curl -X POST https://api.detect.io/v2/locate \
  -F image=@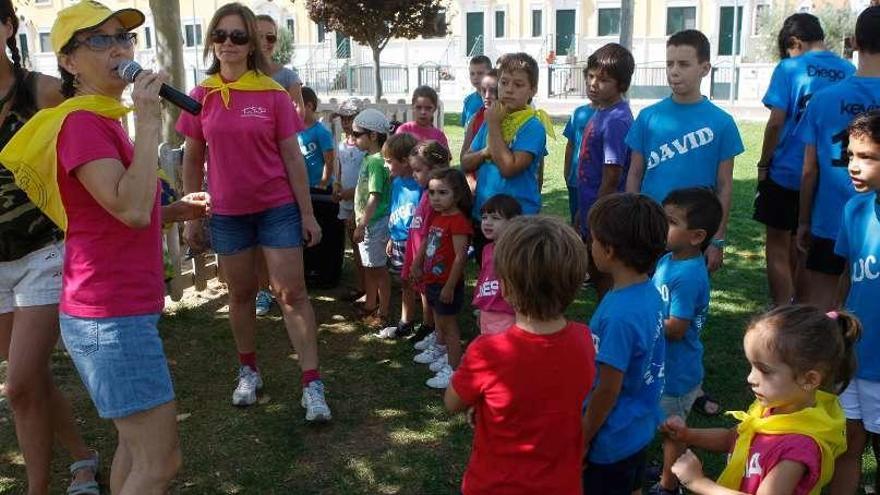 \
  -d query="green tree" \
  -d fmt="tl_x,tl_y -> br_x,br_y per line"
752,5 -> 857,62
272,27 -> 294,65
304,0 -> 448,101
